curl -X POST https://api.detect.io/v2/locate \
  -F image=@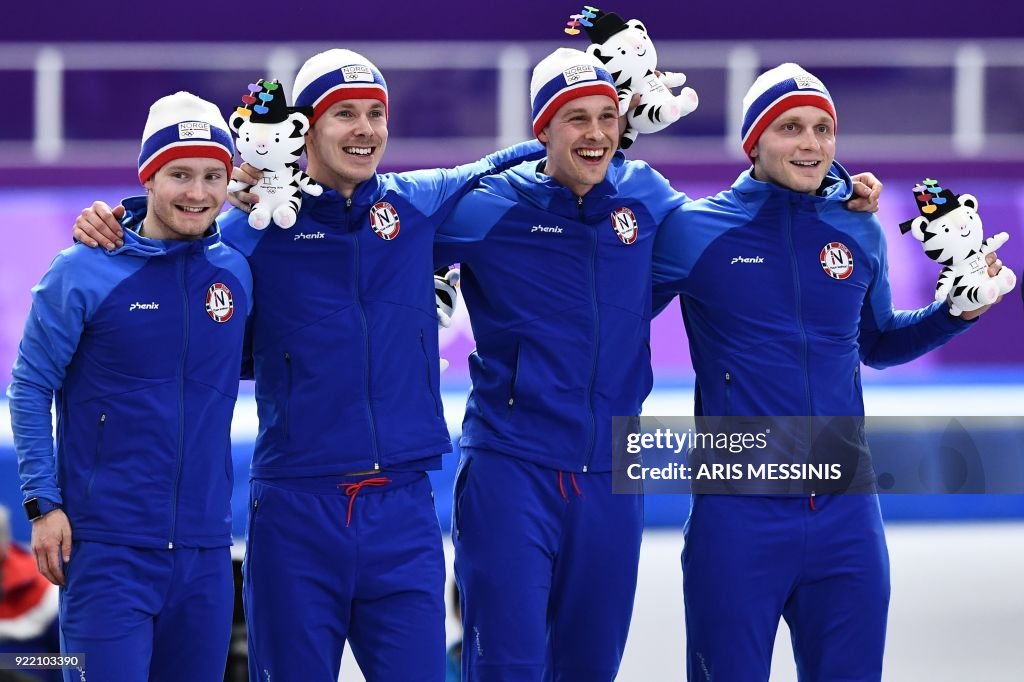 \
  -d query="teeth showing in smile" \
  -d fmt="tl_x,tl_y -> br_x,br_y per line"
577,149 -> 604,159
344,147 -> 373,156
178,206 -> 206,213
791,161 -> 819,167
